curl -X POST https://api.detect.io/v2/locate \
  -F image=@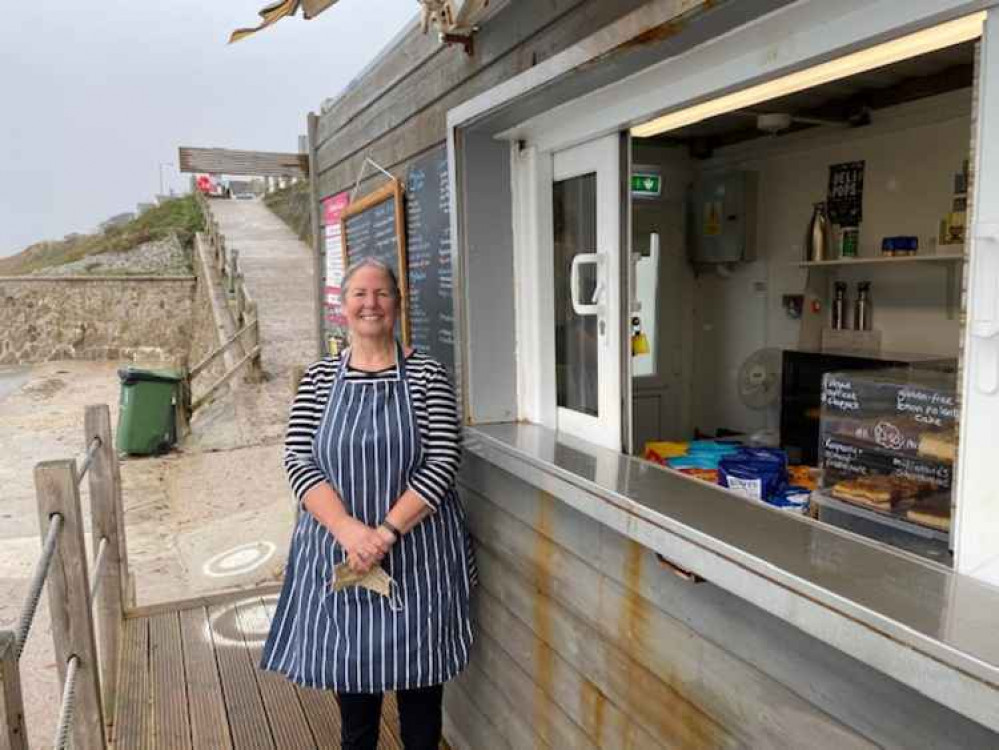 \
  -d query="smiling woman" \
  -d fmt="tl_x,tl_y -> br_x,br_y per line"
260,256 -> 475,750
